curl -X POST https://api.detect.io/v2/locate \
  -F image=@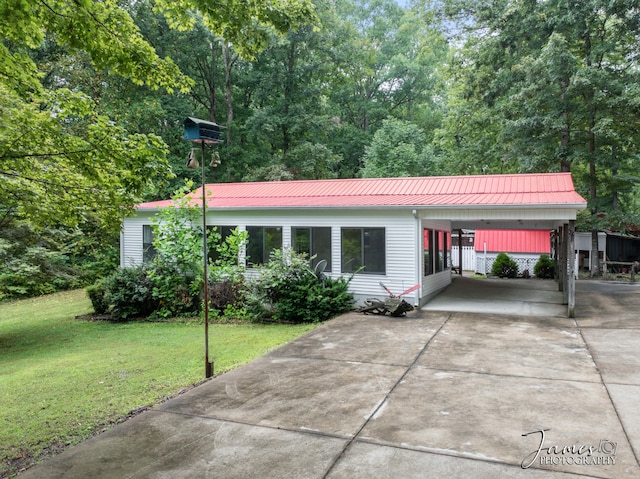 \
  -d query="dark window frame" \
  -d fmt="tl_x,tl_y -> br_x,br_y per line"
292,226 -> 332,272
246,226 -> 283,267
206,225 -> 238,262
143,225 -> 156,262
341,227 -> 386,274
424,228 -> 450,276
